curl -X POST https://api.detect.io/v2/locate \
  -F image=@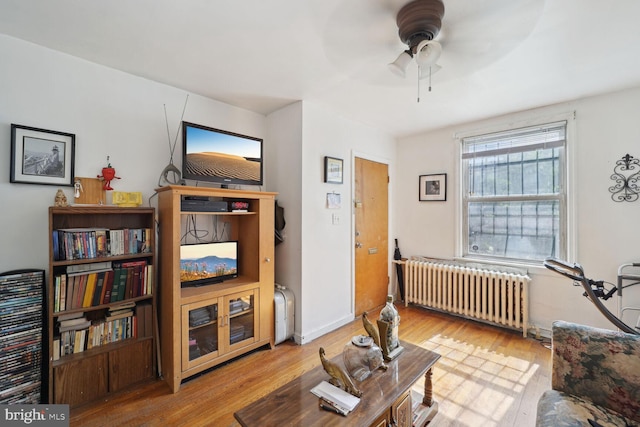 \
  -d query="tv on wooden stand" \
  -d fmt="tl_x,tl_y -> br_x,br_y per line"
181,121 -> 263,188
